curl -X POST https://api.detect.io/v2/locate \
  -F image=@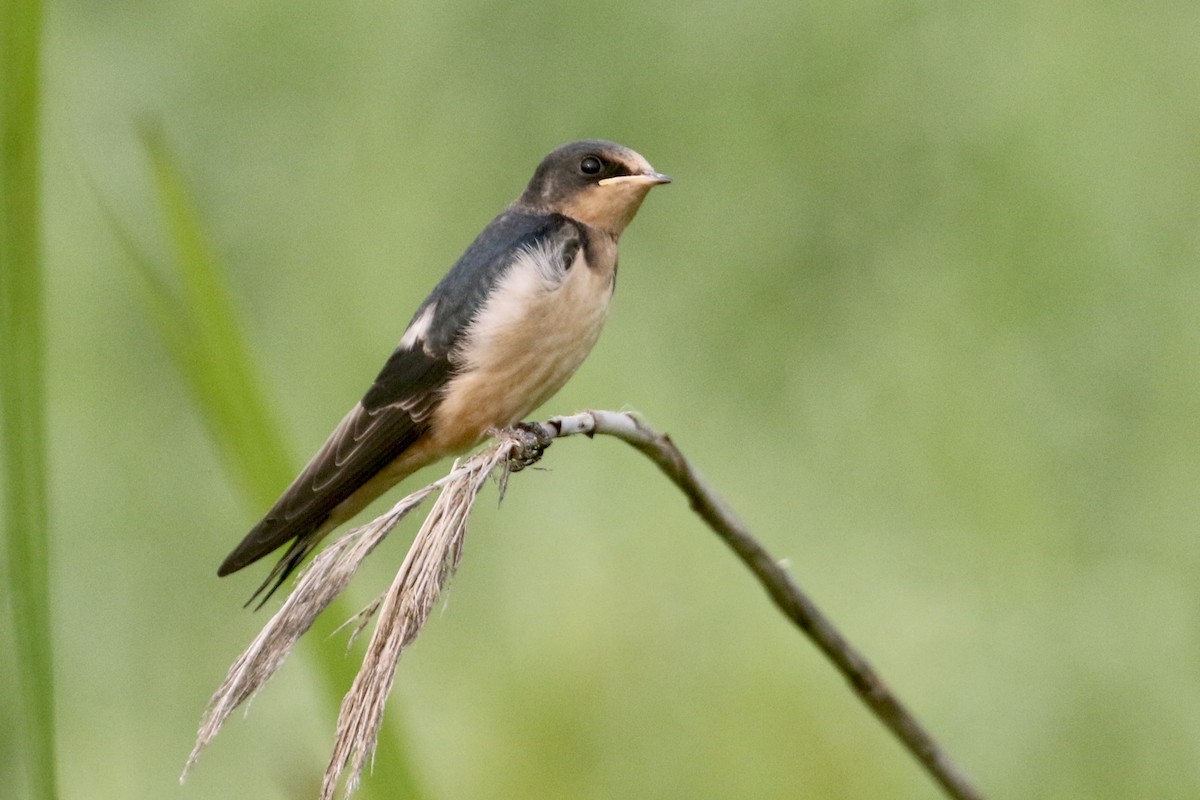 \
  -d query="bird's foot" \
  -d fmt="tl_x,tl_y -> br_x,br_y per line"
505,422 -> 555,472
